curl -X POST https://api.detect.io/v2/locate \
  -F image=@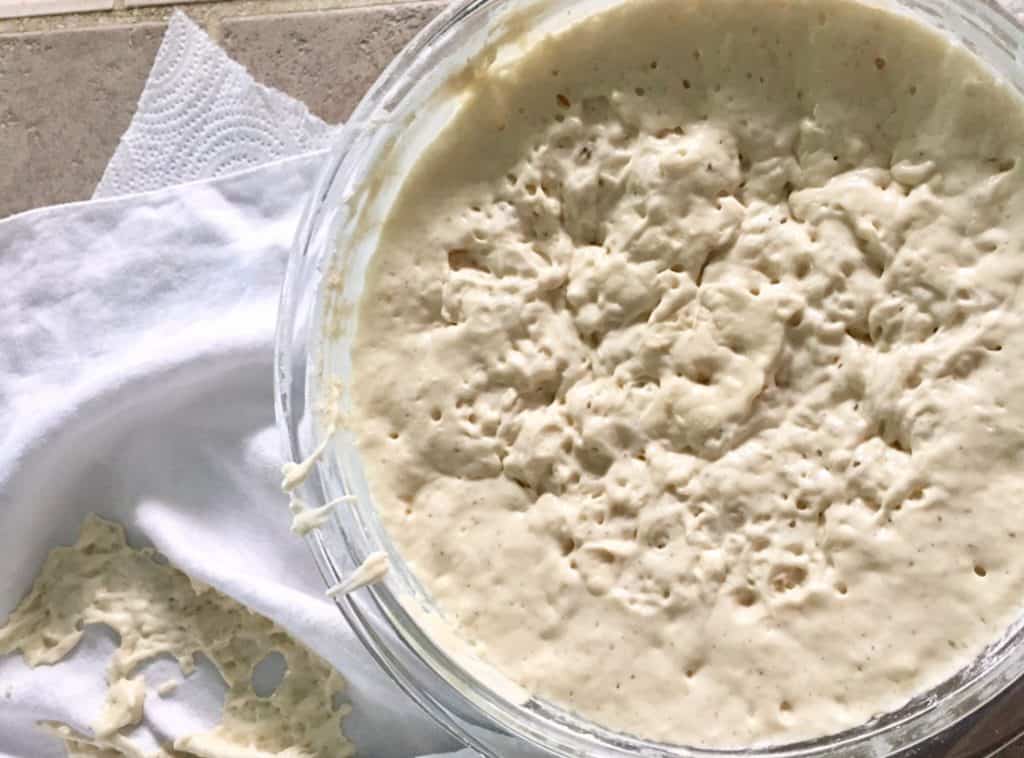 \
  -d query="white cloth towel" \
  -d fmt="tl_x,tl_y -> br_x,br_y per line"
0,12 -> 469,758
